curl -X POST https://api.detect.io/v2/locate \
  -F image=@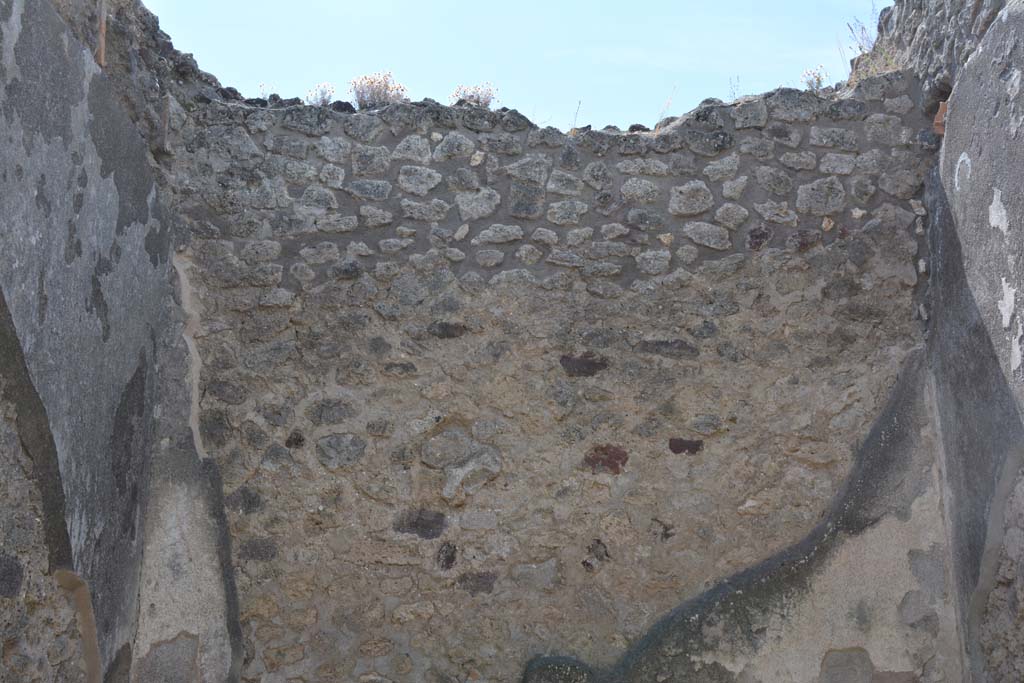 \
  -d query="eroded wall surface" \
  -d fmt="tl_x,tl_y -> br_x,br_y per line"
0,396 -> 83,681
879,0 -> 1007,108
